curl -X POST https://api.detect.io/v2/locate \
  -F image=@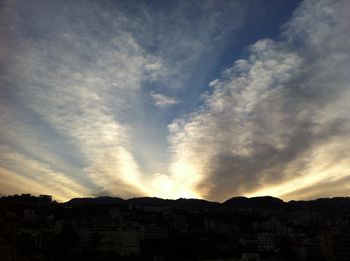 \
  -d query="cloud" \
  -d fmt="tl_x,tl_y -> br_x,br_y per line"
282,174 -> 350,200
0,0 -> 164,198
150,92 -> 180,107
167,0 -> 350,201
2,0 -> 348,202
128,0 -> 246,89
0,0 -> 251,200
0,145 -> 89,201
0,166 -> 70,202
